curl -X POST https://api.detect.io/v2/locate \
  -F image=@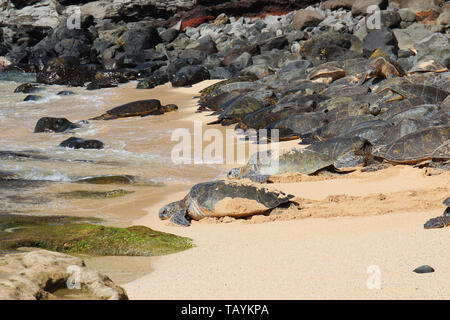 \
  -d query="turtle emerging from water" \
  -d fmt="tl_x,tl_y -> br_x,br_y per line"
424,197 -> 450,229
359,50 -> 406,85
159,180 -> 294,226
90,99 -> 178,120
